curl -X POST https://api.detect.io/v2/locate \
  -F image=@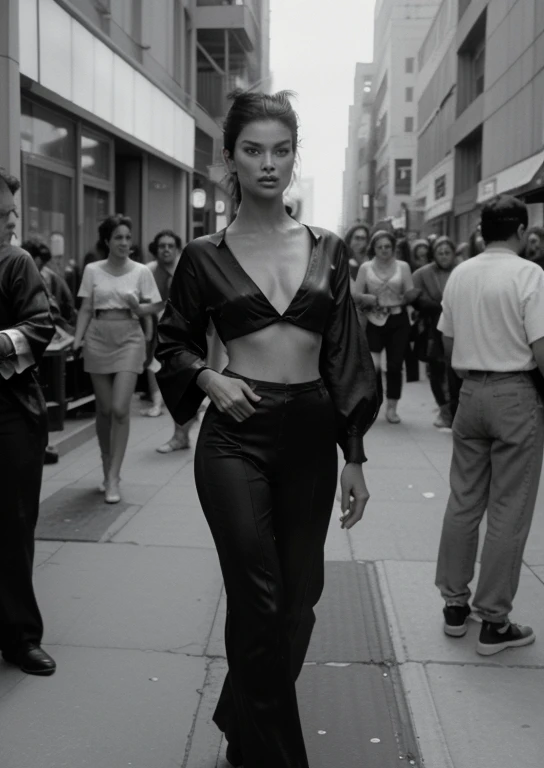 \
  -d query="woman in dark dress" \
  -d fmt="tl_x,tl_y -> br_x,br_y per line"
156,90 -> 379,768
